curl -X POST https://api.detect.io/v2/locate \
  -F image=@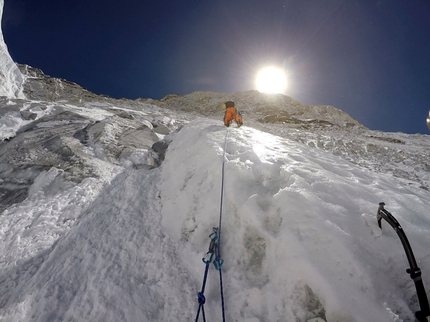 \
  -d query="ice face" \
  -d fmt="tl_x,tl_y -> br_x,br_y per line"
0,0 -> 24,98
